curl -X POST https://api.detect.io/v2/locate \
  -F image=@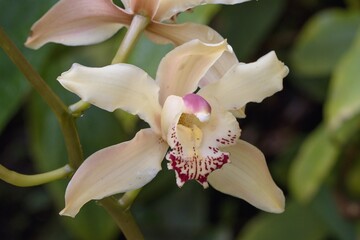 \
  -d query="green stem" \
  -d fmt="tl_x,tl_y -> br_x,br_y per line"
100,197 -> 144,240
119,189 -> 142,211
112,14 -> 150,64
0,27 -> 83,169
1,14 -> 149,237
0,164 -> 72,187
69,100 -> 91,117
